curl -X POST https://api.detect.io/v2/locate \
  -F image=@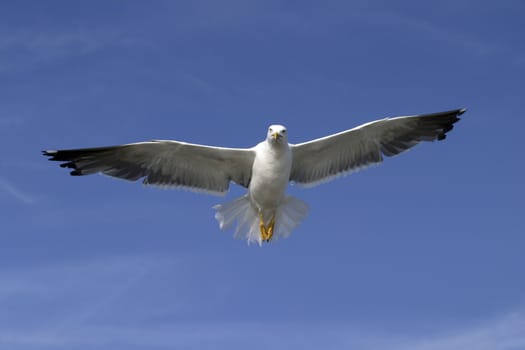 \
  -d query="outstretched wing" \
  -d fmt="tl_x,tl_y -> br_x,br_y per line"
290,108 -> 465,186
43,140 -> 255,195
